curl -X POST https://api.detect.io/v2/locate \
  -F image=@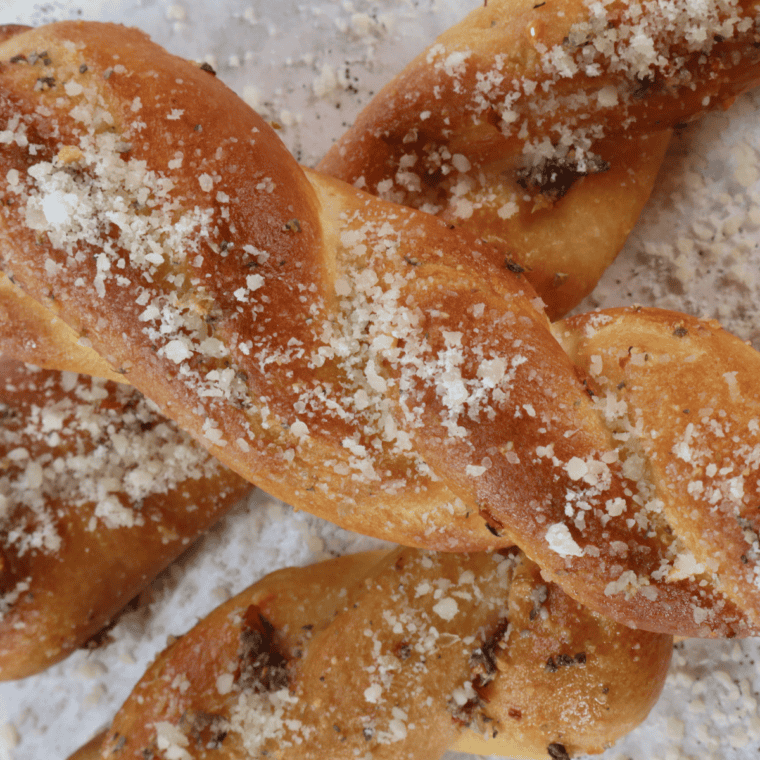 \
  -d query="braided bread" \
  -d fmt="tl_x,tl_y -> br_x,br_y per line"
0,357 -> 250,679
0,20 -> 528,552
81,547 -> 672,760
0,268 -> 122,382
318,0 -> 760,319
1,22 -> 760,639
